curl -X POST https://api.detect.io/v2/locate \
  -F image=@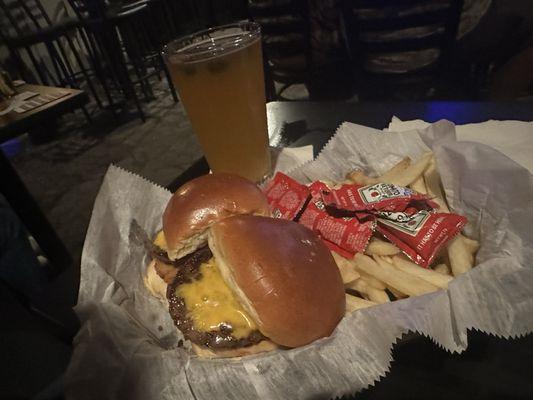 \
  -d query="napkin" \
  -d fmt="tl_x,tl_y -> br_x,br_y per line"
388,117 -> 533,173
272,145 -> 314,174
